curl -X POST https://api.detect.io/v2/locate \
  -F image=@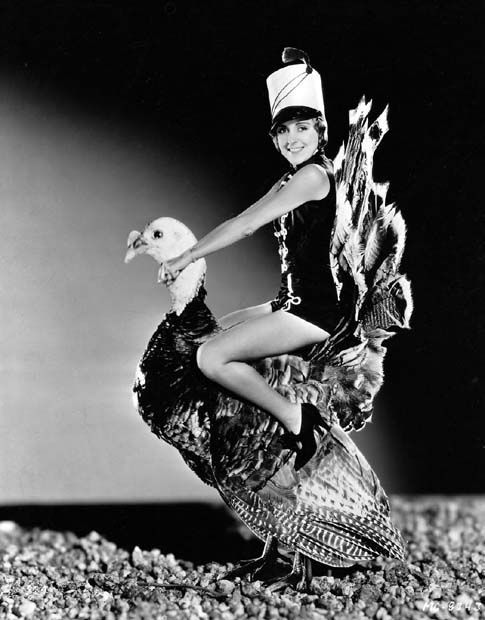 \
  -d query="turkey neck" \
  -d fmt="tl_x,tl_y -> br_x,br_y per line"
167,258 -> 207,315
165,284 -> 219,336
